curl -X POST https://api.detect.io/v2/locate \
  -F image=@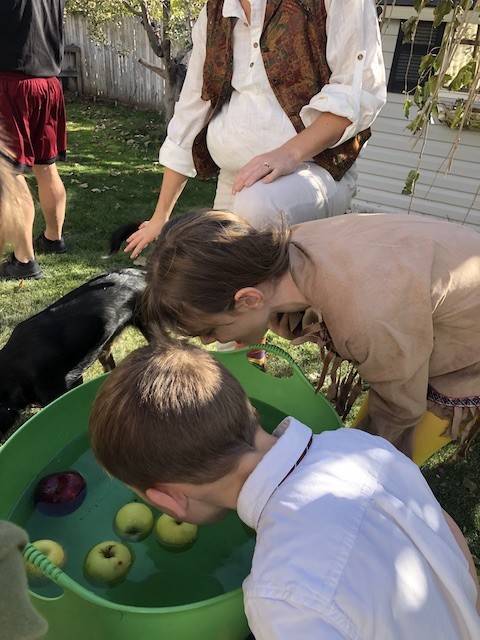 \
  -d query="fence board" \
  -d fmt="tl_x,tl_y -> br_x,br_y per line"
63,15 -> 166,111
